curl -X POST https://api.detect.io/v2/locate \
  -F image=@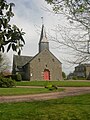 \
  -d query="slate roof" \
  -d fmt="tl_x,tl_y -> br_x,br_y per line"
75,64 -> 90,68
13,55 -> 33,67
